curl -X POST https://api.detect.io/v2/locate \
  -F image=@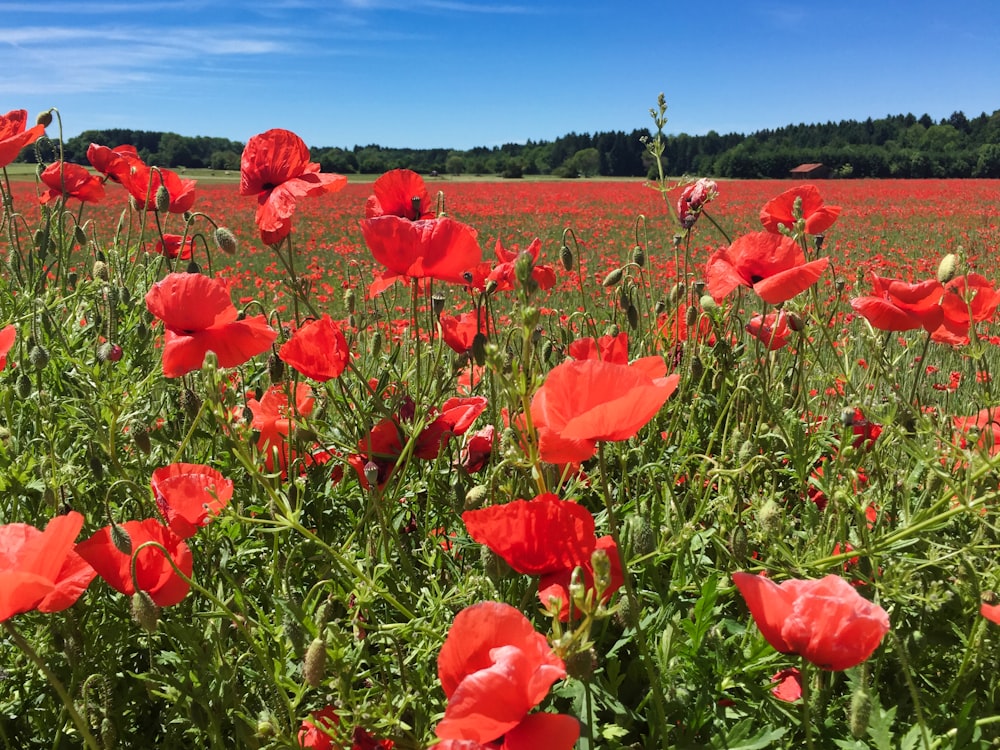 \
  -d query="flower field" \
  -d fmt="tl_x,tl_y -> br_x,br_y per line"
4,107 -> 1000,750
